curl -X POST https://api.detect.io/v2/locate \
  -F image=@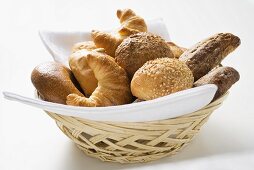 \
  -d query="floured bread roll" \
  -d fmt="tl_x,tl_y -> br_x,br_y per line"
91,9 -> 147,57
67,50 -> 133,107
131,58 -> 194,100
115,32 -> 174,78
